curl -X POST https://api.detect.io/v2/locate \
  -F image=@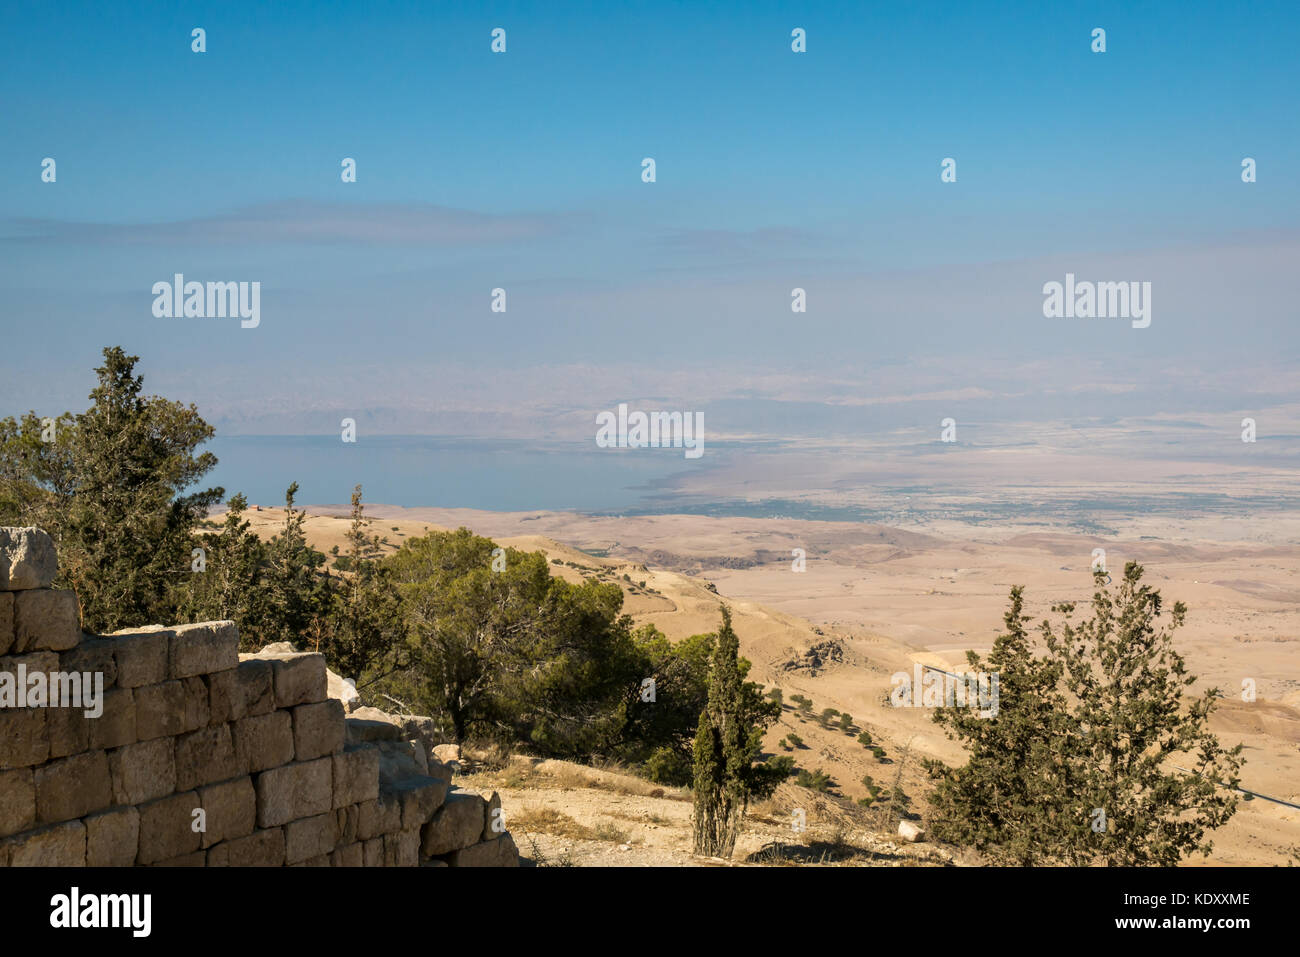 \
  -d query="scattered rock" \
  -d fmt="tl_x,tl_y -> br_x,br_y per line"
897,820 -> 925,843
780,639 -> 844,676
0,528 -> 57,591
326,668 -> 360,712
